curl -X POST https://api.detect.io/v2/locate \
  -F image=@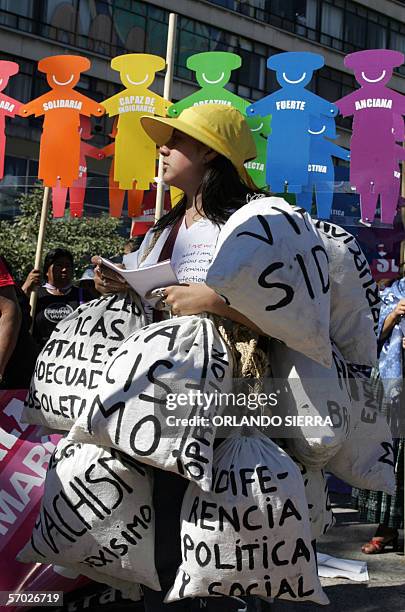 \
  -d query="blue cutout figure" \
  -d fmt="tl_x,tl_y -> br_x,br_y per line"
246,52 -> 337,193
297,115 -> 350,219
